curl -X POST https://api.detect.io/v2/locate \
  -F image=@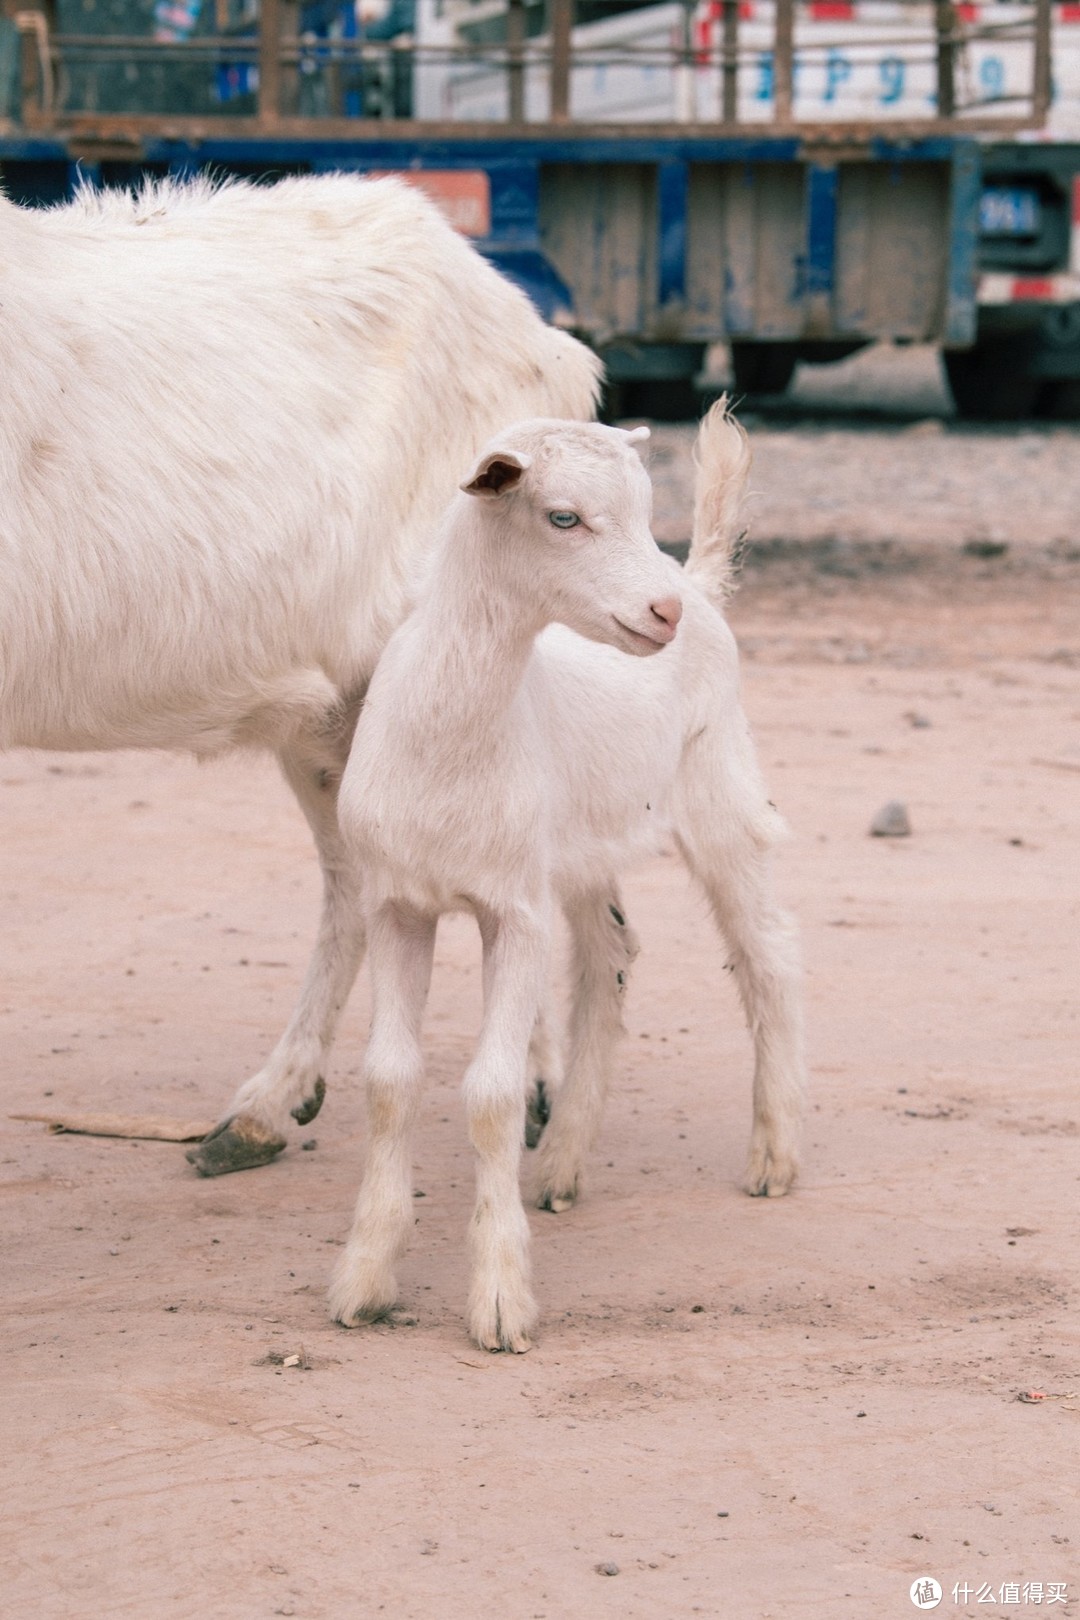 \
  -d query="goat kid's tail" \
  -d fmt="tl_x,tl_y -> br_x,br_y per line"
684,395 -> 751,606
